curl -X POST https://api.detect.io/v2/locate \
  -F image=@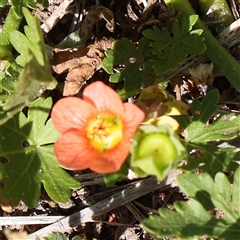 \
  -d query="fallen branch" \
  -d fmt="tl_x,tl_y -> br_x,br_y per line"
28,170 -> 181,239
